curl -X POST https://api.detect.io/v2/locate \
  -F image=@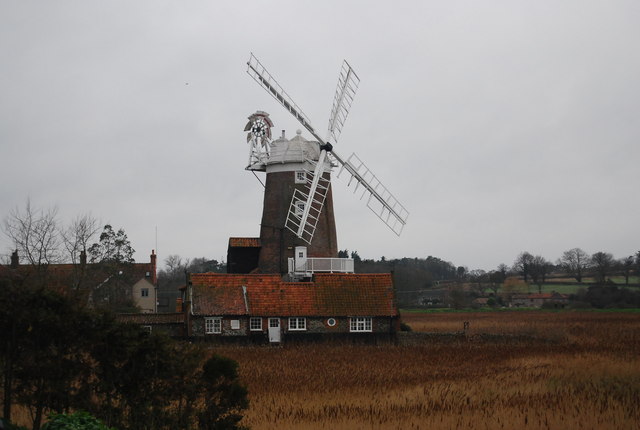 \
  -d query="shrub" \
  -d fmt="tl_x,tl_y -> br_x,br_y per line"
41,411 -> 114,430
400,322 -> 413,332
